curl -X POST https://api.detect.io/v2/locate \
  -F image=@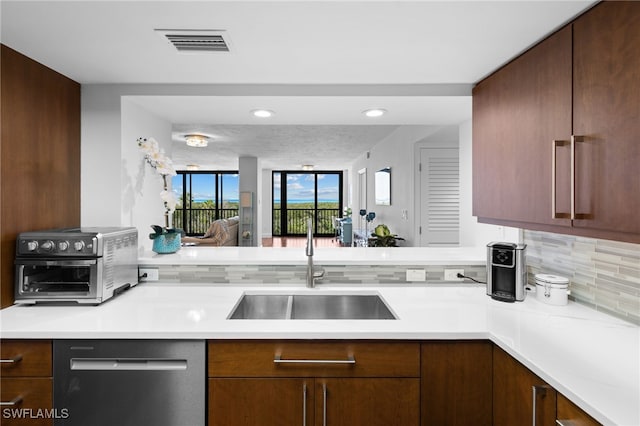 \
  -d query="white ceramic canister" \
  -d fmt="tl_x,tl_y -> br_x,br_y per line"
535,274 -> 570,305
